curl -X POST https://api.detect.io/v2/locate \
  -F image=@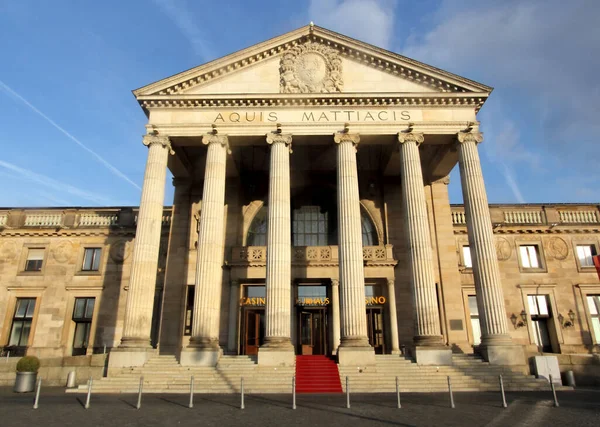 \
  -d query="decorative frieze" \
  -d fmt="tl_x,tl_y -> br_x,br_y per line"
280,41 -> 343,93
